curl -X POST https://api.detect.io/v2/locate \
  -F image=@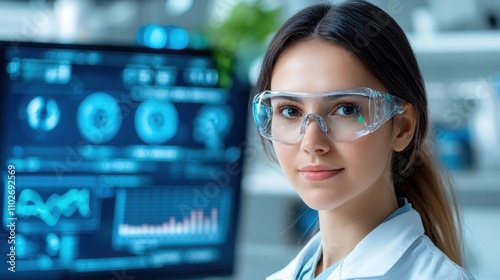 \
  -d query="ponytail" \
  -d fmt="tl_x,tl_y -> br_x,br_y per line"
394,144 -> 463,266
